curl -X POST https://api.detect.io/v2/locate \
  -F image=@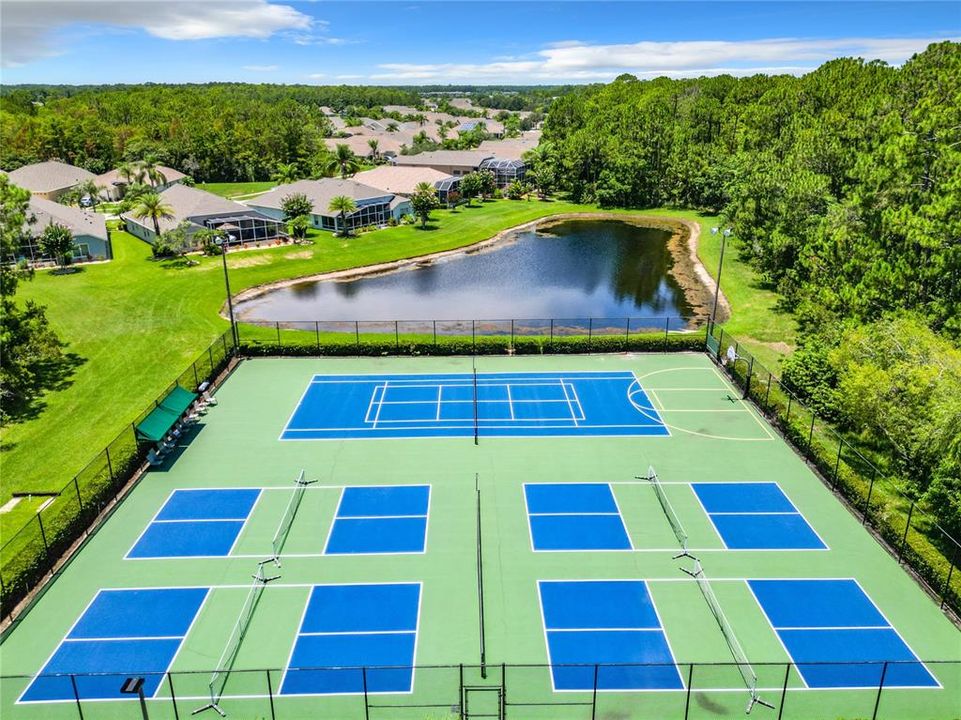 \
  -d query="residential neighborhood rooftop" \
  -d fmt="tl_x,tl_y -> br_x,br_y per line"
250,178 -> 392,214
28,196 -> 108,242
95,164 -> 186,188
352,166 -> 455,196
6,161 -> 96,193
393,150 -> 494,167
